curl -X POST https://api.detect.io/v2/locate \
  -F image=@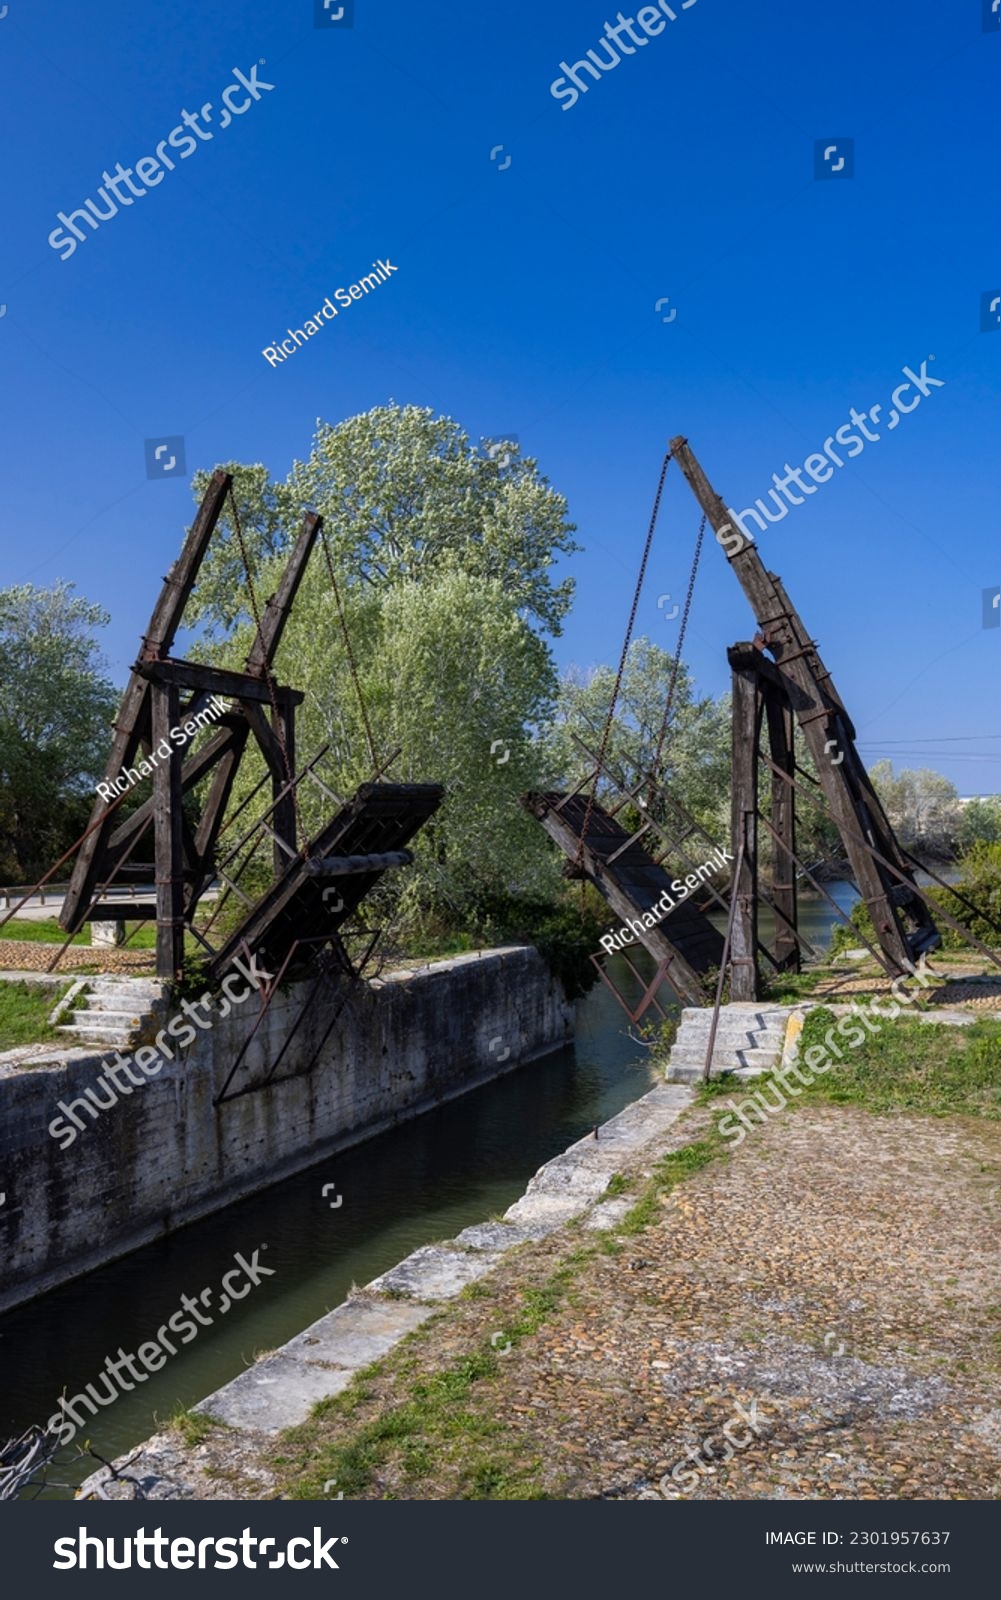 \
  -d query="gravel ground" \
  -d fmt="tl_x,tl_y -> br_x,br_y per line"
0,941 -> 155,974
80,1092 -> 1001,1503
266,1099 -> 1001,1502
